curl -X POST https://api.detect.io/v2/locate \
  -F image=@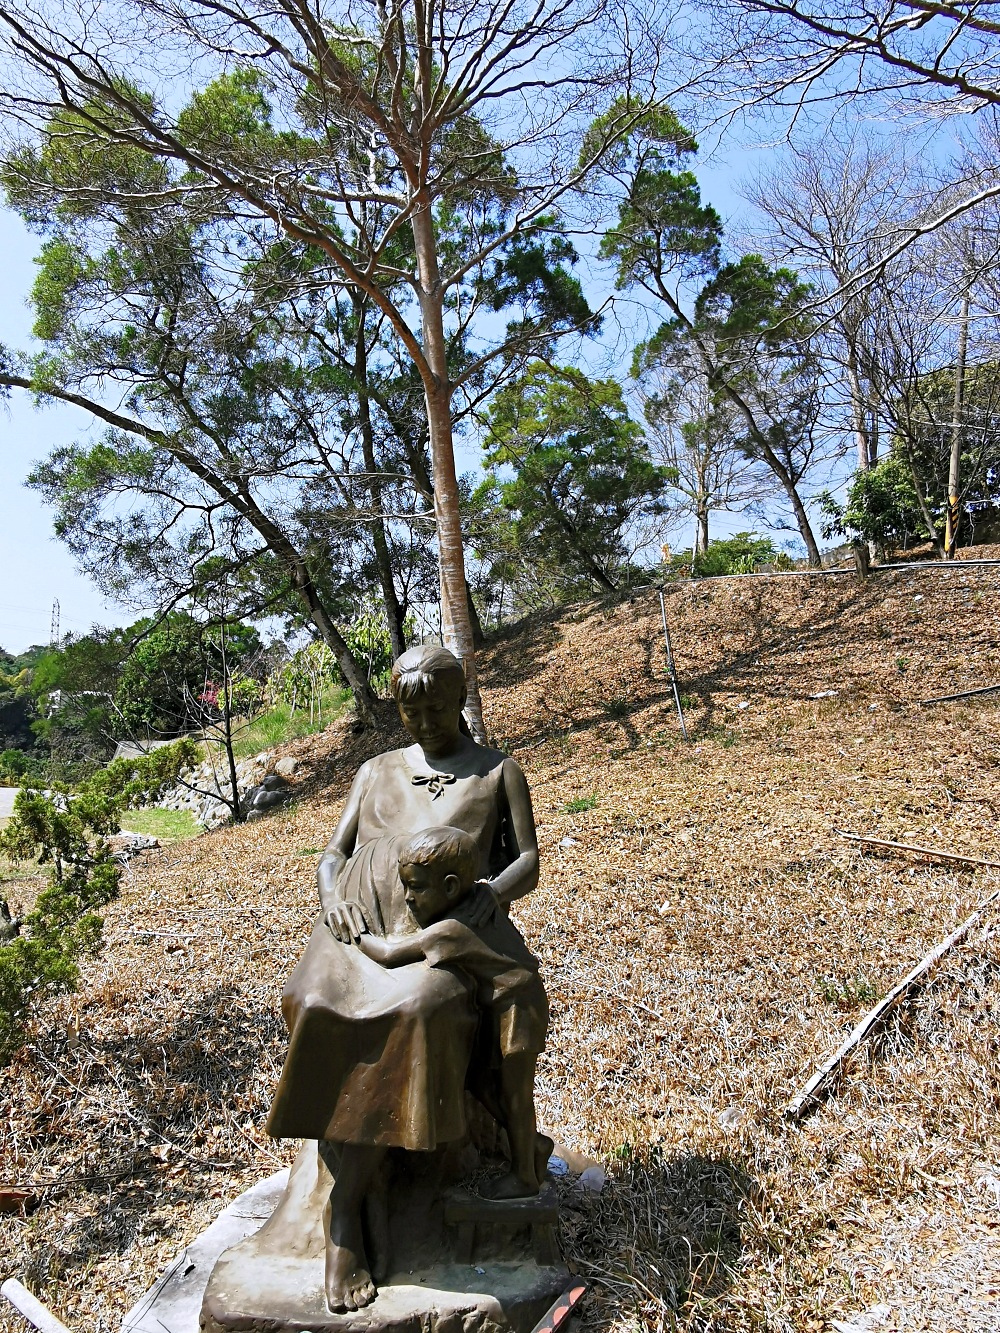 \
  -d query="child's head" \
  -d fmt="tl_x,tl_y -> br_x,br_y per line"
398,825 -> 479,926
